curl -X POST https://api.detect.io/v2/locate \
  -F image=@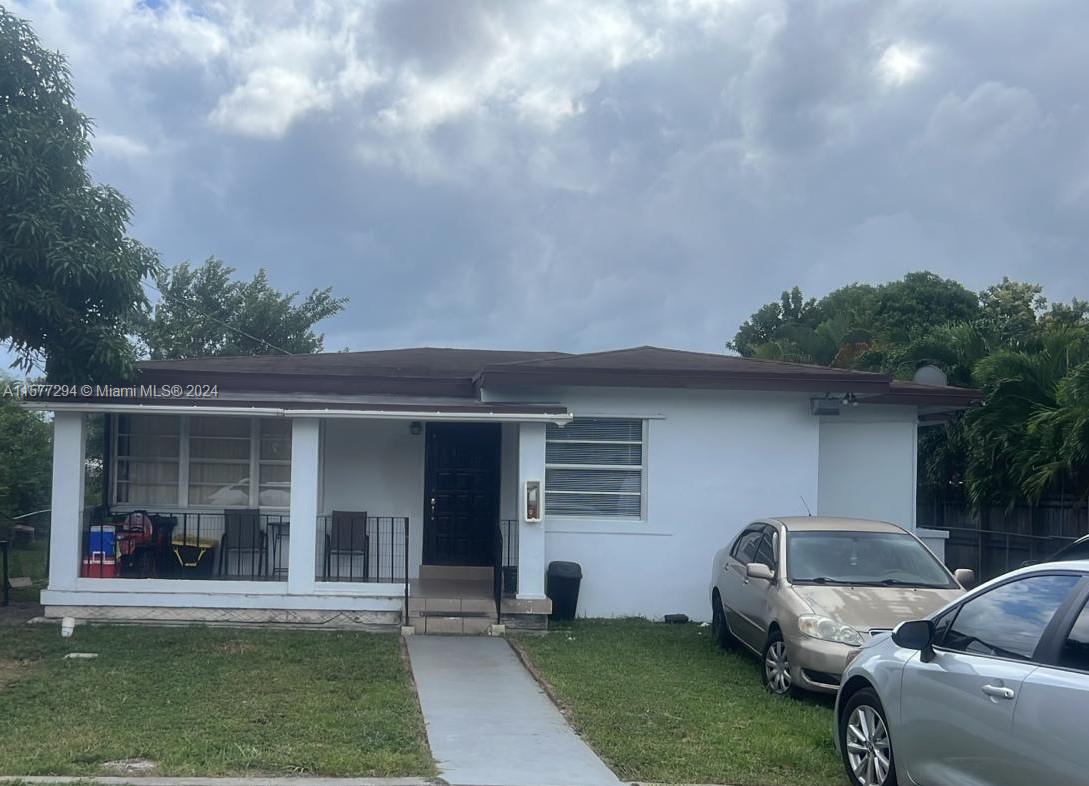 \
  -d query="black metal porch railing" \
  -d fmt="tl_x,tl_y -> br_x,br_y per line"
80,509 -> 289,580
493,518 -> 519,625
500,518 -> 518,592
316,514 -> 409,584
